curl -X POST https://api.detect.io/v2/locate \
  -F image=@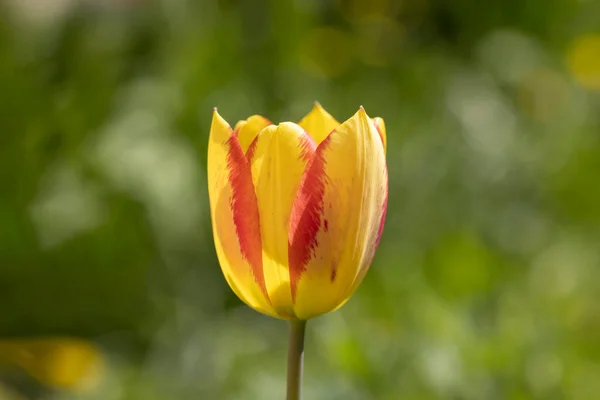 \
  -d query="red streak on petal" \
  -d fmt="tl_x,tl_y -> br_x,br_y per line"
226,136 -> 269,301
246,135 -> 259,162
288,135 -> 331,301
299,130 -> 316,161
